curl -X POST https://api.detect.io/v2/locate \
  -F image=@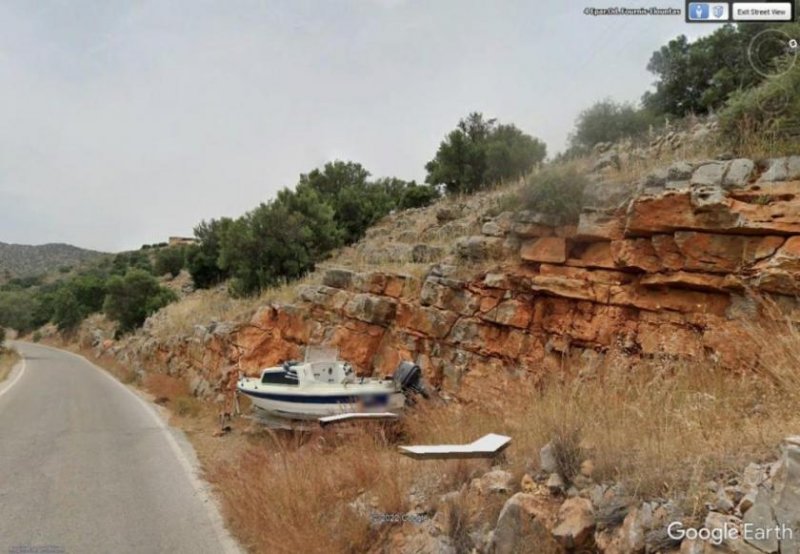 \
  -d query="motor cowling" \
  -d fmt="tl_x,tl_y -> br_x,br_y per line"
393,361 -> 429,399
